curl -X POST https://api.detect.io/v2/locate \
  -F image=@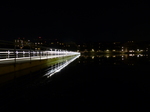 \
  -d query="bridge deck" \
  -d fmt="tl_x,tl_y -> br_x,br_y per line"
0,55 -> 68,65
